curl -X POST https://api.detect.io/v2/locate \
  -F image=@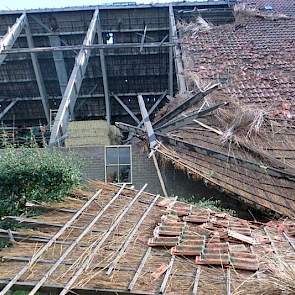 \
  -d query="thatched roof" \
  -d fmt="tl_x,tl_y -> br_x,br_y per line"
0,181 -> 294,294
